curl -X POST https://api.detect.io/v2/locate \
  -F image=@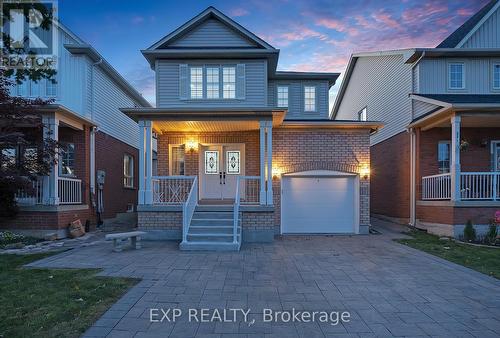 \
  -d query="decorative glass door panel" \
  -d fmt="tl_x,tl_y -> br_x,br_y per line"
226,151 -> 240,174
204,151 -> 219,174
